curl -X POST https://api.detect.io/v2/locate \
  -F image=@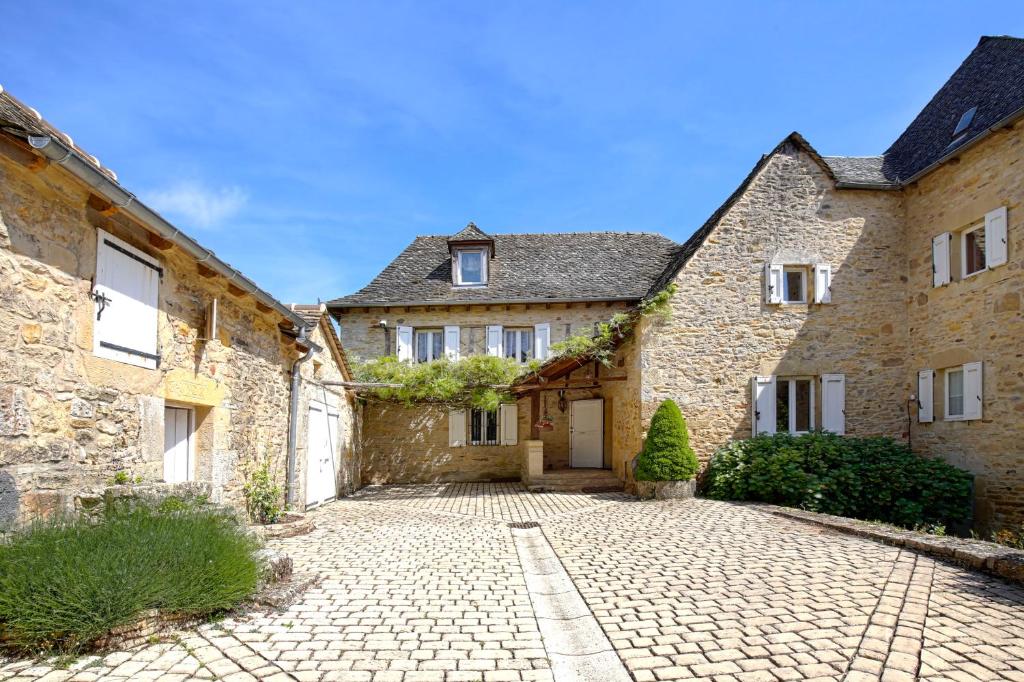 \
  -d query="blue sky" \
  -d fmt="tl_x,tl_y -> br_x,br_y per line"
1,2 -> 1021,303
